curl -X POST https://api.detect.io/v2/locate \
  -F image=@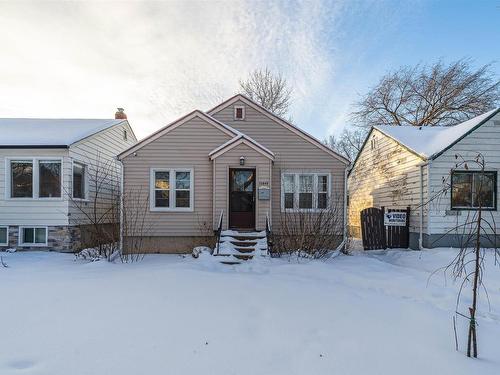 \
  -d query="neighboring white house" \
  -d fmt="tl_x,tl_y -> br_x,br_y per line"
0,111 -> 137,251
348,108 -> 500,249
